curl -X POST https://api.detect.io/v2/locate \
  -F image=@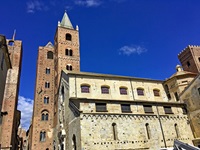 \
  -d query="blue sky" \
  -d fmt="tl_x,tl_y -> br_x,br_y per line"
2,0 -> 200,129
